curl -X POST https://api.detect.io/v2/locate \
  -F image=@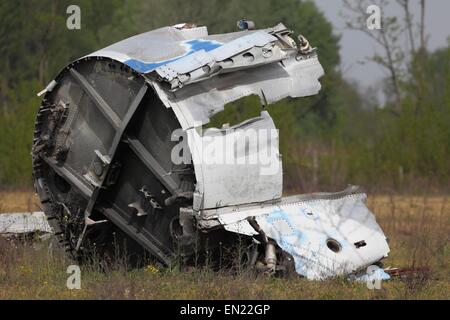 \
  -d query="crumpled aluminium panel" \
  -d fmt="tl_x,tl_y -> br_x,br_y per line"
214,189 -> 390,280
89,23 -> 324,129
254,194 -> 390,280
153,56 -> 324,130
